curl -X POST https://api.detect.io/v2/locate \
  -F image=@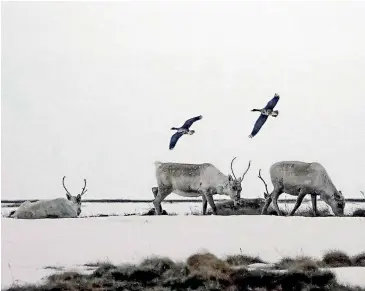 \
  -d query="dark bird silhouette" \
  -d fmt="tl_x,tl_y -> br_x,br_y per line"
249,94 -> 280,138
169,115 -> 203,150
